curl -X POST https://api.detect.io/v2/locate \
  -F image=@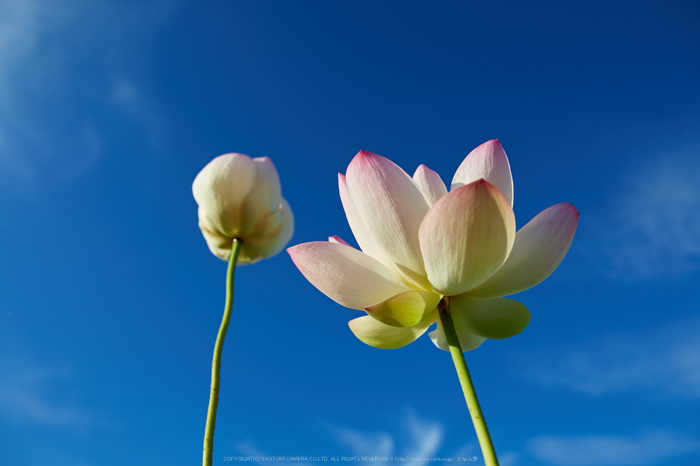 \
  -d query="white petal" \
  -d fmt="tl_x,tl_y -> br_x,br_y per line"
244,197 -> 294,261
345,151 -> 430,288
468,203 -> 579,298
451,140 -> 514,207
349,310 -> 436,349
287,241 -> 411,310
419,180 -> 516,296
239,157 -> 283,237
198,221 -> 237,262
450,295 -> 530,339
193,153 -> 257,237
339,174 -> 397,274
199,198 -> 293,265
413,164 -> 448,207
428,314 -> 486,352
